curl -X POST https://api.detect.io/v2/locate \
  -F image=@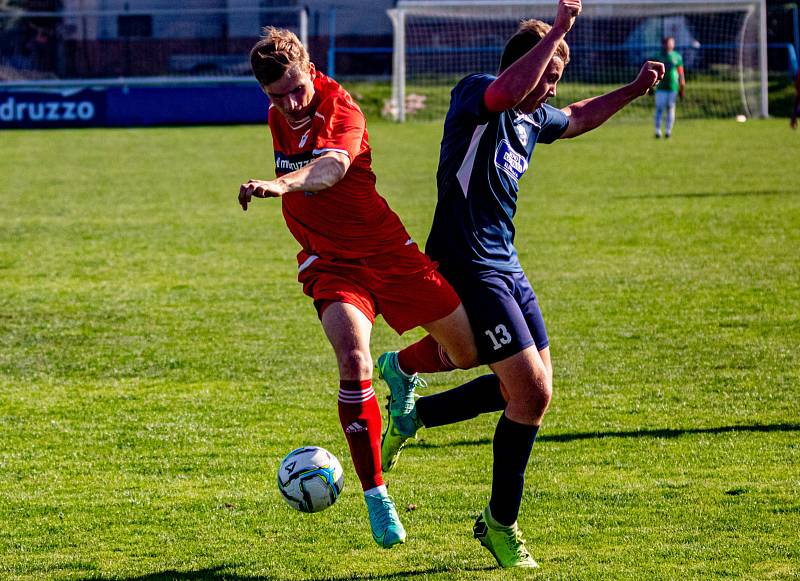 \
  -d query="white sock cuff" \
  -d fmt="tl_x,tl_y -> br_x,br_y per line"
364,484 -> 388,497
